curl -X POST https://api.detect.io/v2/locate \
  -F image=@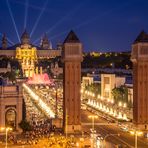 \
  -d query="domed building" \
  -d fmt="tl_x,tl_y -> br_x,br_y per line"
0,30 -> 62,77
